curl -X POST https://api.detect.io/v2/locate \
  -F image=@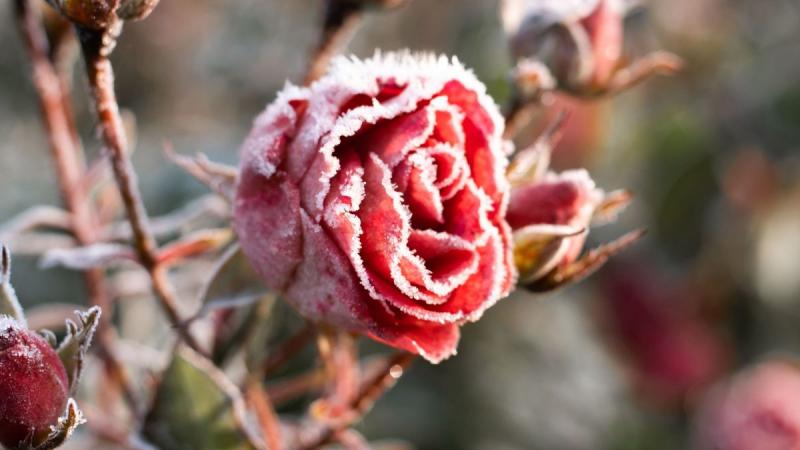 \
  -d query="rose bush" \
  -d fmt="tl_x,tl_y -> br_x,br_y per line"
234,53 -> 515,362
